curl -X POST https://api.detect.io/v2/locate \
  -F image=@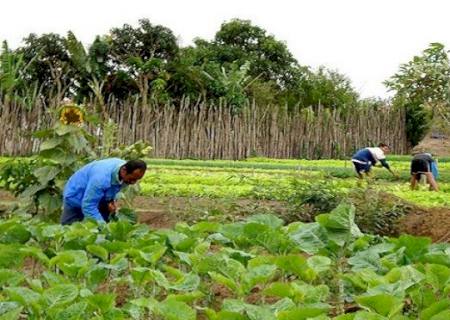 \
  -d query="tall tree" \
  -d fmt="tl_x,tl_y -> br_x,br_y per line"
107,19 -> 178,102
17,33 -> 72,99
385,43 -> 450,146
196,19 -> 305,91
301,67 -> 359,109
